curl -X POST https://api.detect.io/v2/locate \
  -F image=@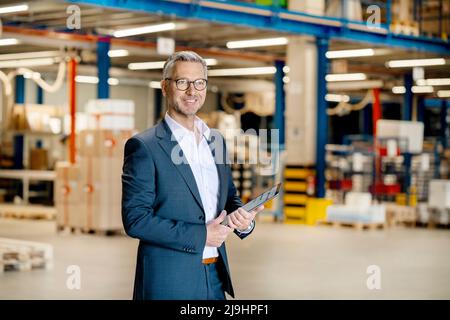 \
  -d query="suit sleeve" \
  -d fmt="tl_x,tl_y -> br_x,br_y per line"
121,136 -> 206,253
